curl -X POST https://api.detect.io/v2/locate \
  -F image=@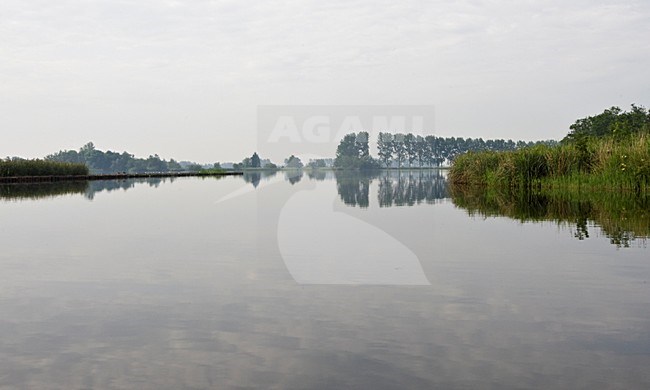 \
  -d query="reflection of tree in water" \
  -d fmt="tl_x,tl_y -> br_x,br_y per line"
243,171 -> 278,187
285,170 -> 303,185
243,172 -> 261,188
0,181 -> 88,201
85,178 -> 171,200
307,170 -> 328,181
451,185 -> 648,248
1,178 -> 182,202
335,171 -> 374,208
335,169 -> 449,208
377,170 -> 448,207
